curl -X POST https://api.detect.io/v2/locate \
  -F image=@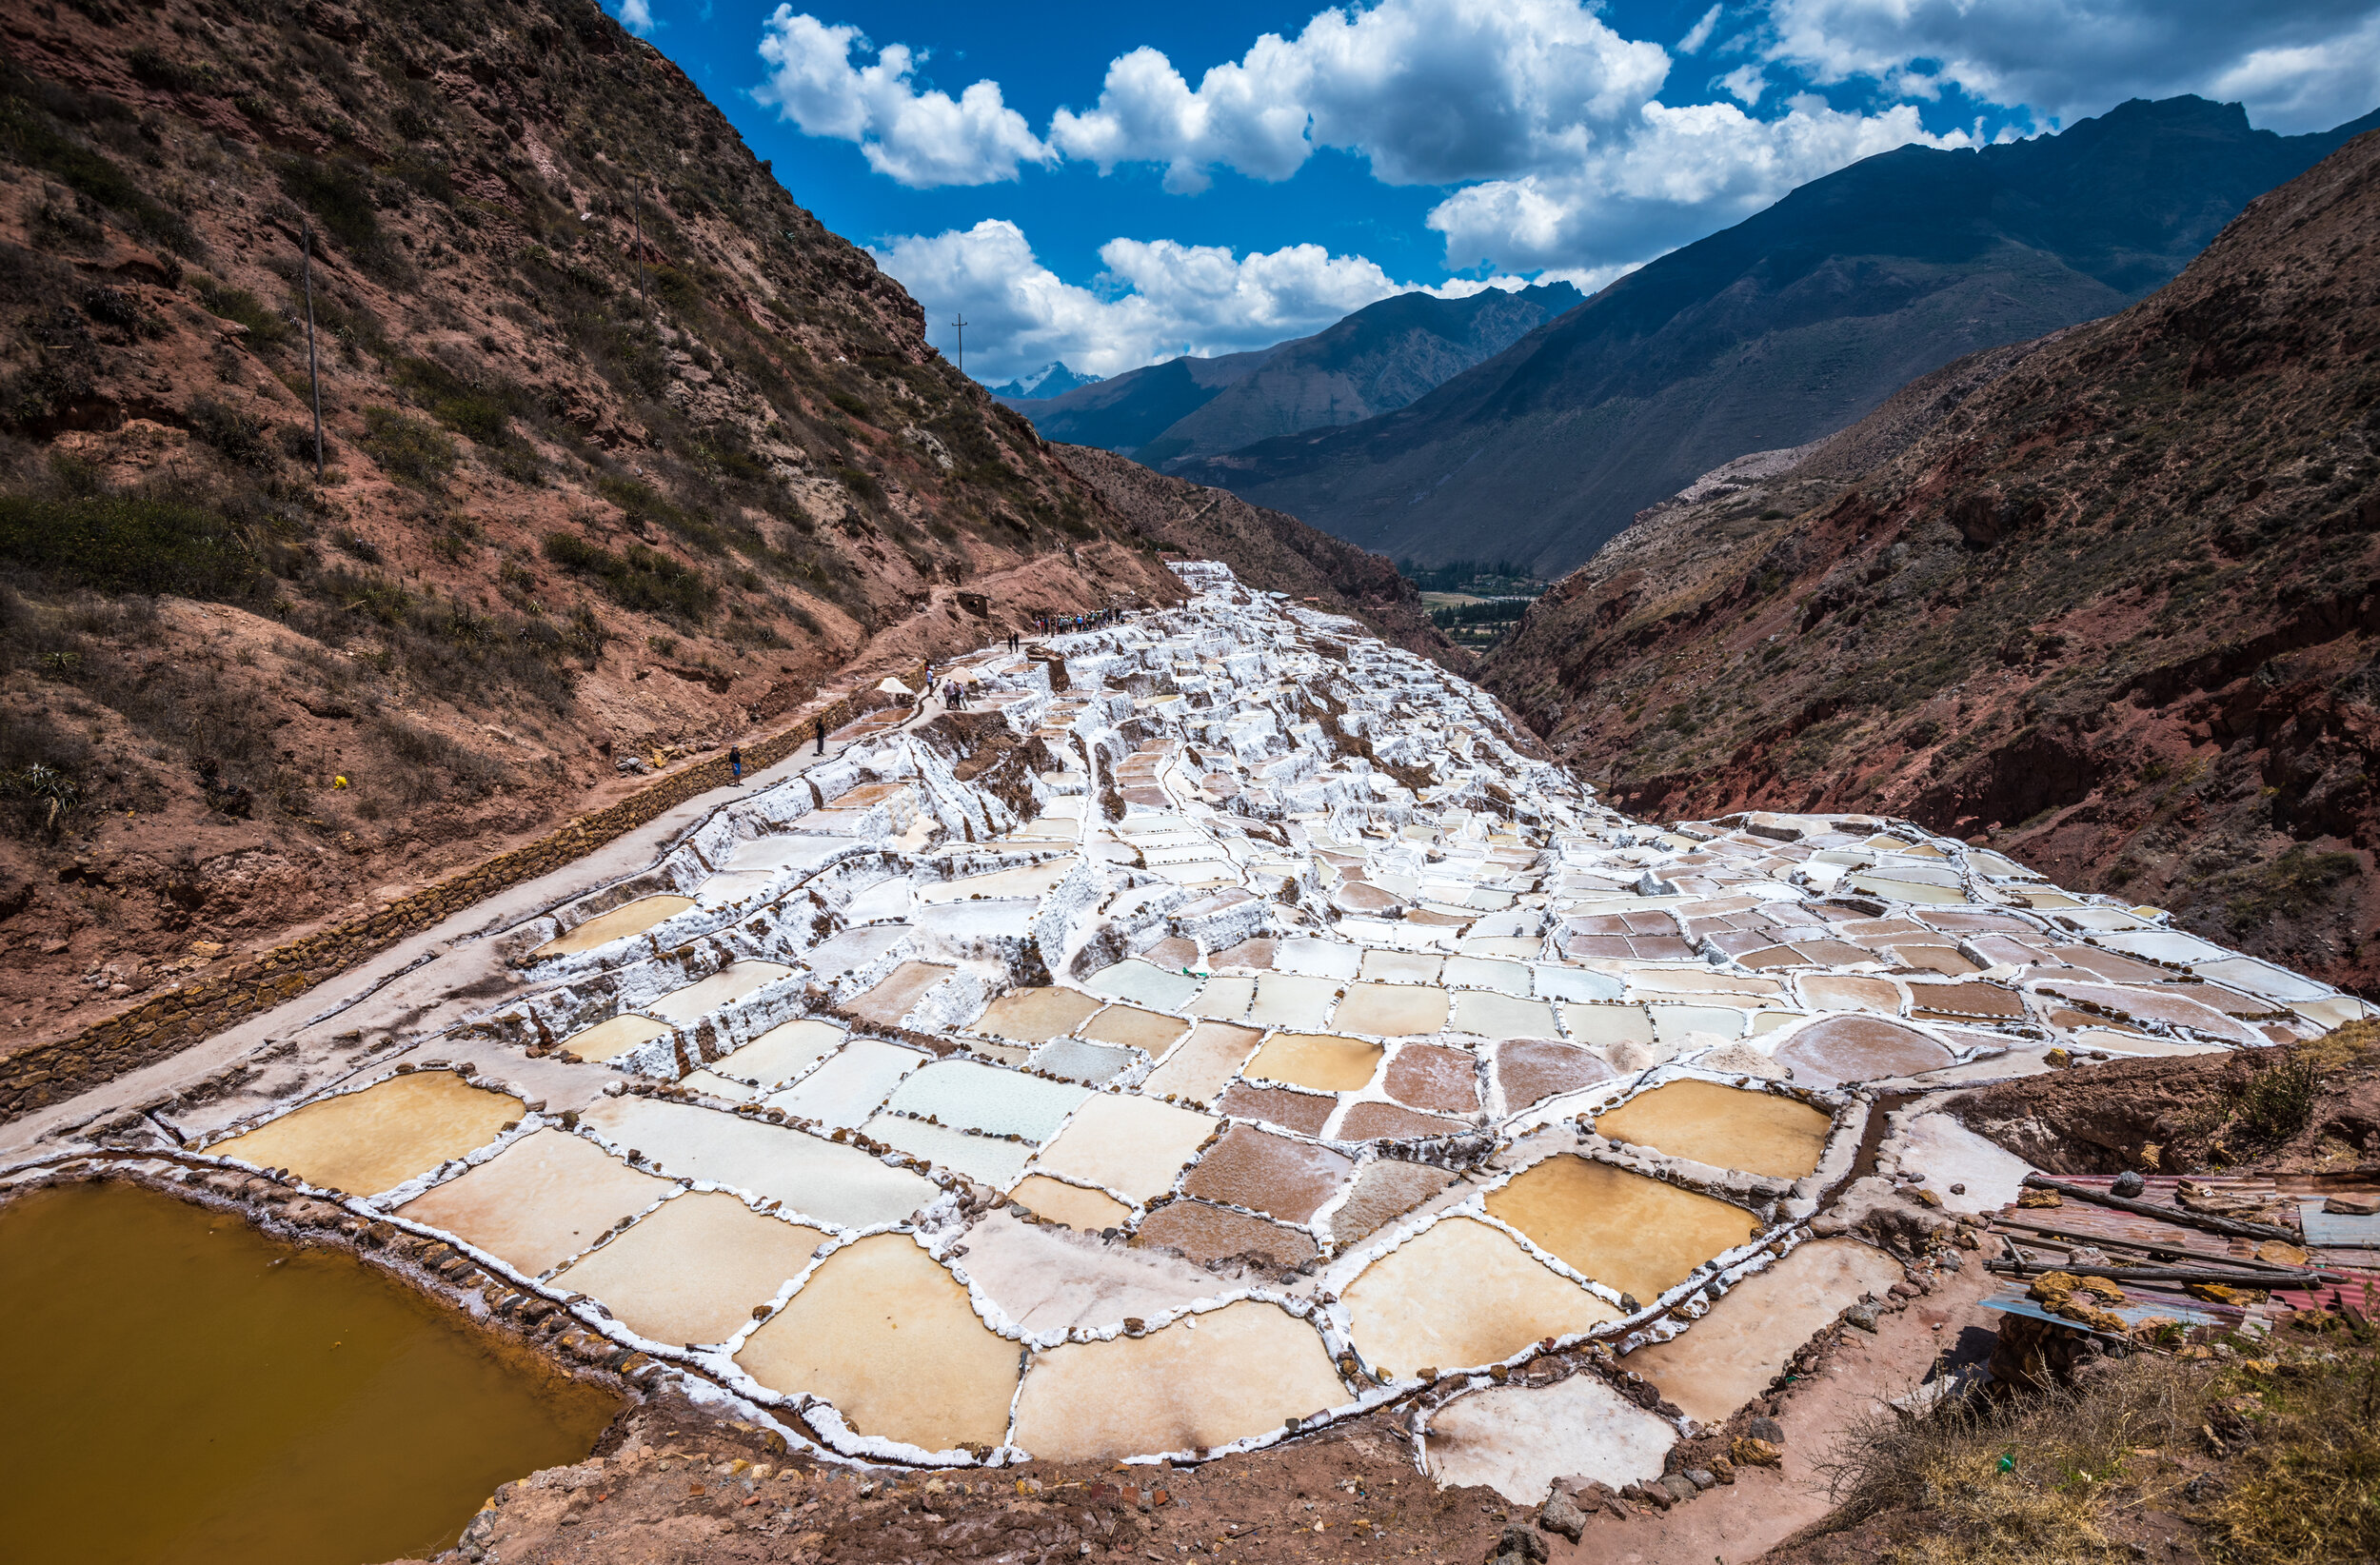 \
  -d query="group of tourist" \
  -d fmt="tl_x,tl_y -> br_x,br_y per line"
1035,606 -> 1122,635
